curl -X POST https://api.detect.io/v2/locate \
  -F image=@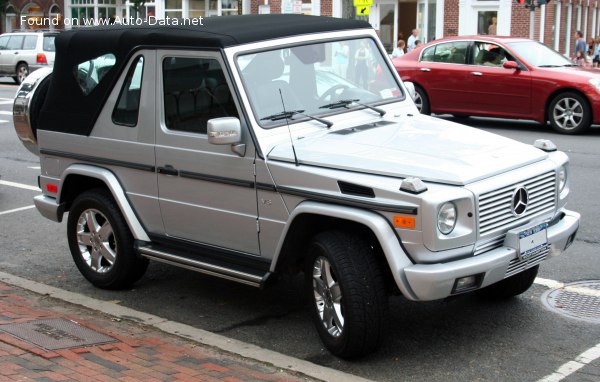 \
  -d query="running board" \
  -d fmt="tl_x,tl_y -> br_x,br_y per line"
135,242 -> 270,288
